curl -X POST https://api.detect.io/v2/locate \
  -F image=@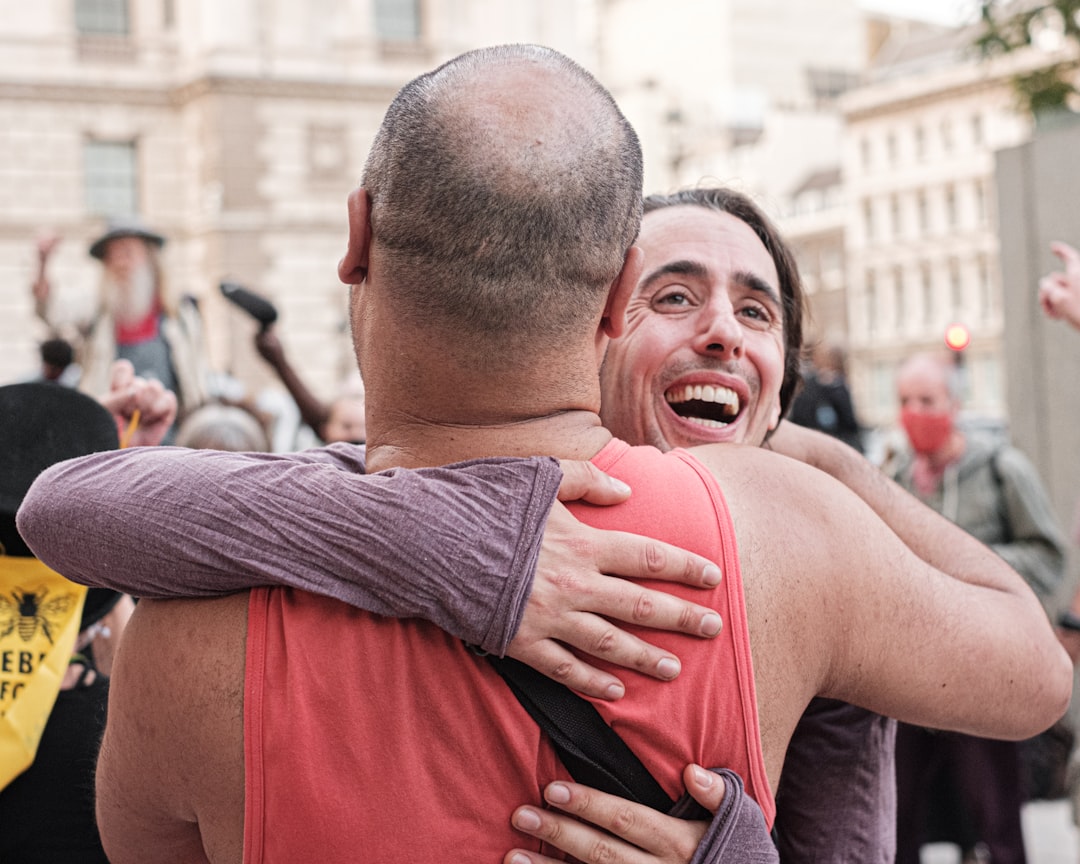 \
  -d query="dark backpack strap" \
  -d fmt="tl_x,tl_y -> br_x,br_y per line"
488,655 -> 675,812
